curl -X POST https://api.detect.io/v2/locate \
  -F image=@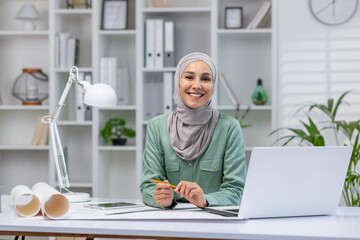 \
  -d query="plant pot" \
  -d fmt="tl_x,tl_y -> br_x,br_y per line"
112,138 -> 127,146
151,0 -> 172,8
